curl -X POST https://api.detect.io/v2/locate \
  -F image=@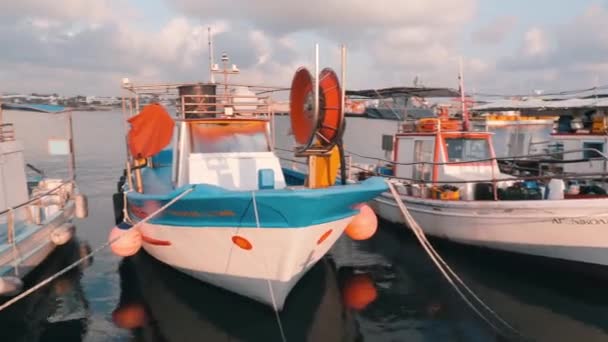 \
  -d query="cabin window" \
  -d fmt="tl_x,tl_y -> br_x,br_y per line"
189,121 -> 270,153
583,142 -> 604,159
413,140 -> 433,181
445,138 -> 491,162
